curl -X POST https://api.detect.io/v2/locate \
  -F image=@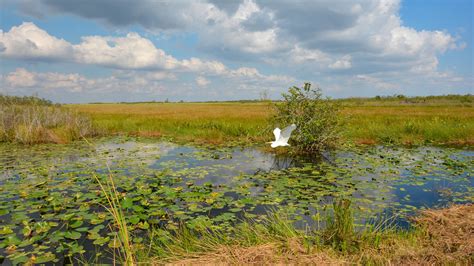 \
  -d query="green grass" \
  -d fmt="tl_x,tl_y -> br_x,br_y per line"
343,106 -> 473,145
70,97 -> 474,146
136,201 -> 473,265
